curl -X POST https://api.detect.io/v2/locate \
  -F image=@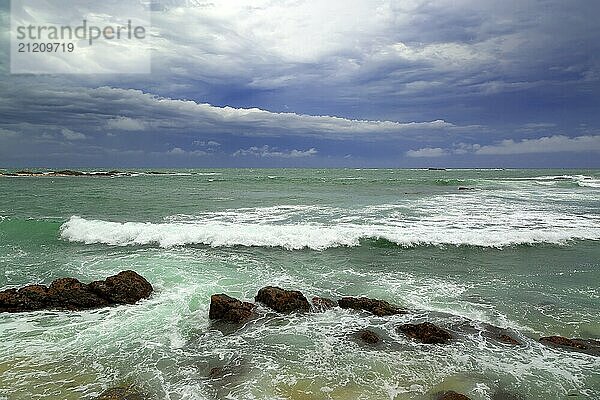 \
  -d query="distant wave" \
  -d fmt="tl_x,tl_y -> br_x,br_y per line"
60,213 -> 600,250
512,175 -> 600,188
576,179 -> 600,188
